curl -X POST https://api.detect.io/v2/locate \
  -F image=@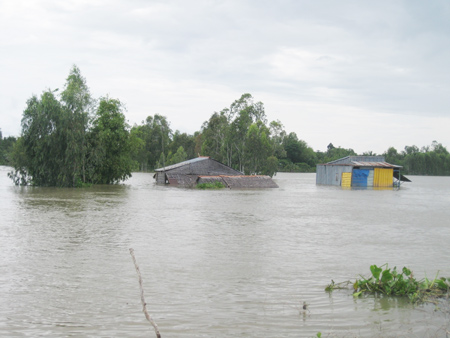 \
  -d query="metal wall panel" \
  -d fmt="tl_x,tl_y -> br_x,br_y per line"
367,169 -> 374,187
374,168 -> 393,187
316,165 -> 353,186
341,172 -> 352,187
